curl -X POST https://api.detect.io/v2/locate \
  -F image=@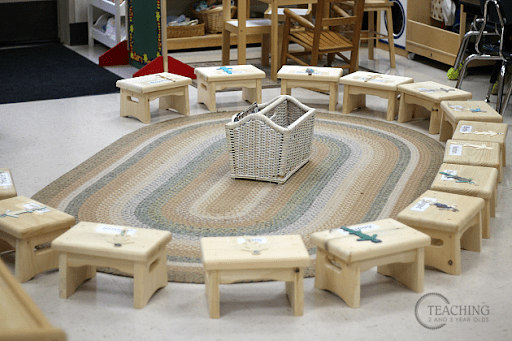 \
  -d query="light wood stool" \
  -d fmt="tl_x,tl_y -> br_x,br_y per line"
339,71 -> 413,120
195,65 -> 266,112
439,101 -> 503,142
451,120 -> 508,167
0,259 -> 66,341
397,190 -> 485,276
431,163 -> 498,239
443,139 -> 502,183
311,218 -> 430,308
0,196 -> 76,282
52,222 -> 172,309
116,72 -> 192,124
0,168 -> 17,200
200,235 -> 311,318
397,81 -> 472,134
277,65 -> 343,111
